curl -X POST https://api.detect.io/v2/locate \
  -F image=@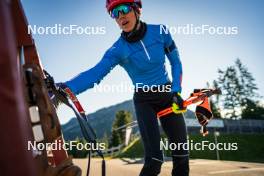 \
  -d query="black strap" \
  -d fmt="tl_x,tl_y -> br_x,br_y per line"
44,71 -> 105,176
86,150 -> 91,176
56,91 -> 105,176
165,41 -> 176,54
